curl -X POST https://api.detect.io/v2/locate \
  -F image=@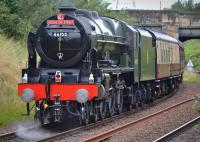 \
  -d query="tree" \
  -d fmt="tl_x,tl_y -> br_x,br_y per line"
171,0 -> 184,11
0,0 -> 136,40
171,0 -> 200,12
12,0 -> 57,39
185,0 -> 194,11
0,0 -> 57,39
0,1 -> 20,38
194,3 -> 200,12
